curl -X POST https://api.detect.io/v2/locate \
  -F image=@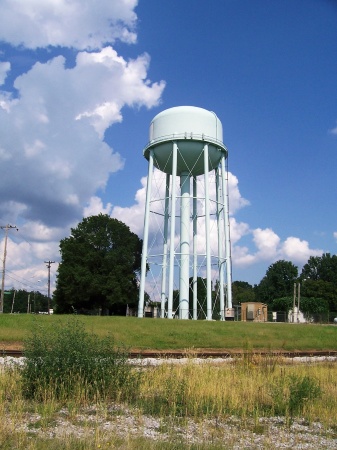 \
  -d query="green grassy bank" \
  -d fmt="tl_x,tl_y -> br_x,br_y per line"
0,314 -> 337,351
